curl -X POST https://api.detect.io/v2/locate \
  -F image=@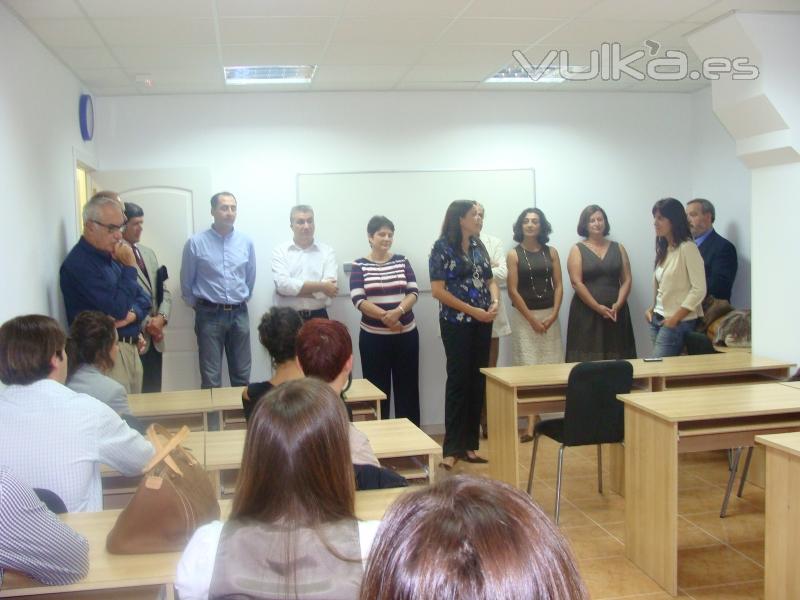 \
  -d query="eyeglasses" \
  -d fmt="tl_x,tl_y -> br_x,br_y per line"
90,219 -> 127,233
